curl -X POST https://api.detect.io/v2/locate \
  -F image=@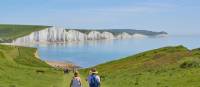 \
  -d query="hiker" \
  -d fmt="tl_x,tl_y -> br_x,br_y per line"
70,71 -> 82,87
86,68 -> 101,87
64,68 -> 69,74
